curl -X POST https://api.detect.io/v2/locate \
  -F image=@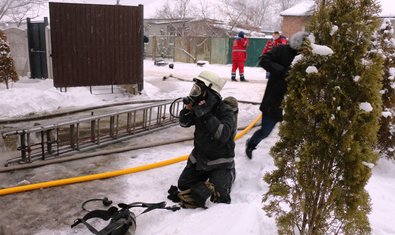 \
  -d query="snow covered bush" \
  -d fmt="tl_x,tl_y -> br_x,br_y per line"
263,0 -> 383,234
0,30 -> 18,89
371,18 -> 395,159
